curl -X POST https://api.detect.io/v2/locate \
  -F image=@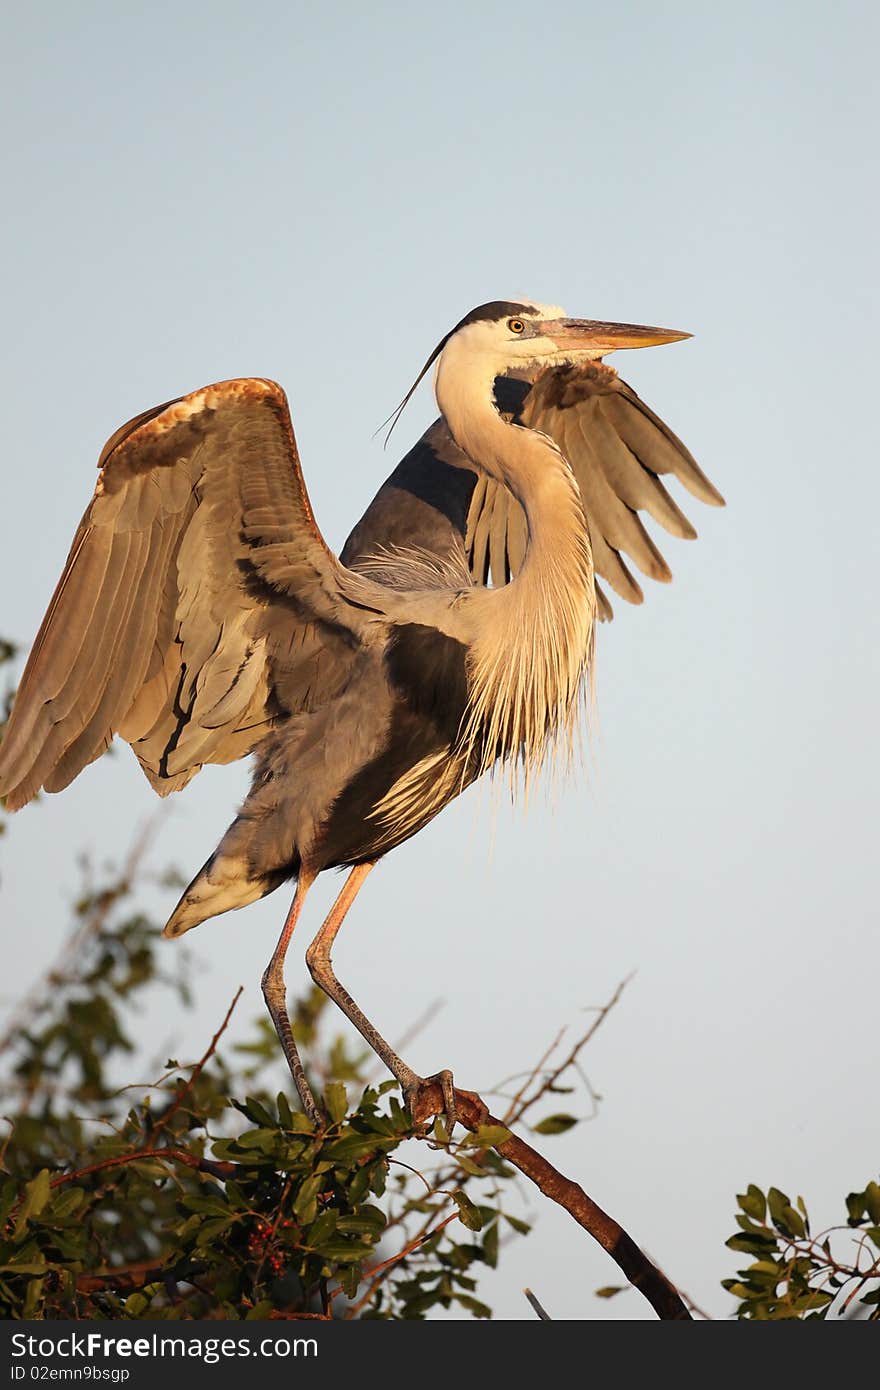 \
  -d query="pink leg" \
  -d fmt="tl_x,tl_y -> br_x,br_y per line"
305,863 -> 456,1127
261,870 -> 321,1123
